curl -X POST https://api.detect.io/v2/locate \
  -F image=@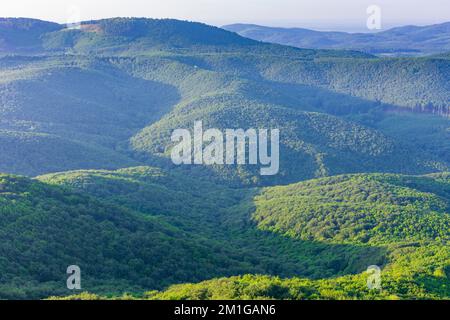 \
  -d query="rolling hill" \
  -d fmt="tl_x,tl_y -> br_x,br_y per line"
0,18 -> 448,300
253,173 -> 450,245
0,18 -> 62,54
0,172 -> 243,299
0,18 -> 449,184
223,22 -> 450,56
41,170 -> 450,300
131,94 -> 438,186
0,167 -> 389,299
146,173 -> 450,300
